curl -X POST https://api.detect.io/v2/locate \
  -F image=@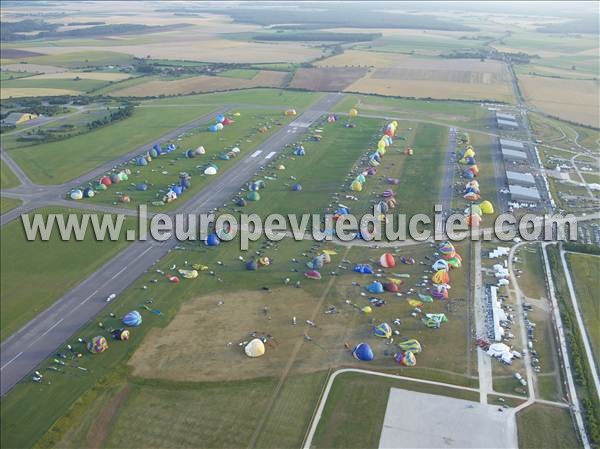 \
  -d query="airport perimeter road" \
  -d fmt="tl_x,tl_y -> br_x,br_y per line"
0,93 -> 343,396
